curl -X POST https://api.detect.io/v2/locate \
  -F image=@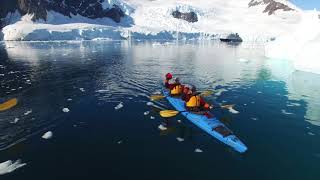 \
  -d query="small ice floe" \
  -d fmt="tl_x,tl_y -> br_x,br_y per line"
146,102 -> 154,106
153,91 -> 161,95
238,58 -> 250,63
96,89 -> 108,93
10,118 -> 19,124
251,101 -> 255,104
176,137 -> 184,142
251,117 -> 258,121
158,124 -> 167,131
144,111 -> 150,116
150,116 -> 155,120
26,79 -> 30,82
0,160 -> 26,175
24,110 -> 32,115
117,140 -> 122,144
243,104 -> 247,106
42,131 -> 53,139
62,108 -> 70,113
79,88 -> 85,92
307,132 -> 315,136
194,148 -> 203,153
177,120 -> 182,123
257,91 -> 262,94
128,97 -> 133,100
228,107 -> 239,114
67,98 -> 72,101
281,109 -> 293,115
287,102 -> 301,107
306,126 -> 311,129
11,89 -> 16,91
114,102 -> 123,110
0,74 -> 4,76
